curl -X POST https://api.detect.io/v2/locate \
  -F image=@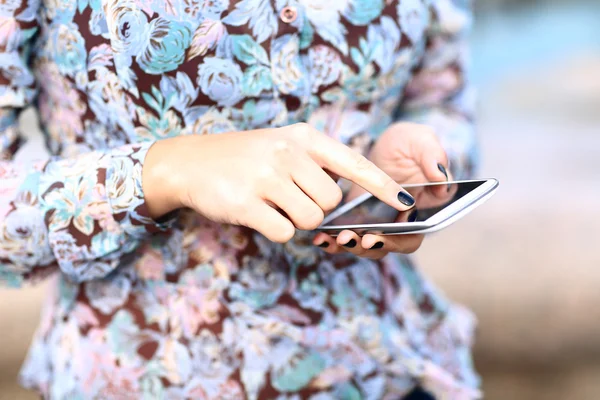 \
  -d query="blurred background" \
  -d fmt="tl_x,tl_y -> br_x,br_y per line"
419,0 -> 600,398
1,0 -> 599,398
